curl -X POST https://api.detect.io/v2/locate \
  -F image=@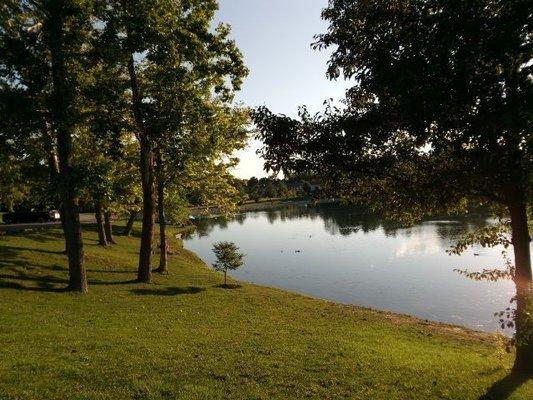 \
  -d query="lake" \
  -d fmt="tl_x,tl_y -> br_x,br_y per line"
183,204 -> 518,333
